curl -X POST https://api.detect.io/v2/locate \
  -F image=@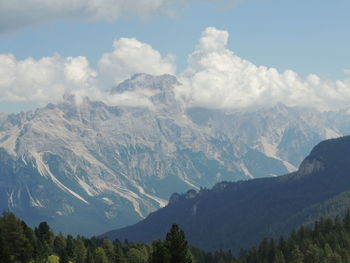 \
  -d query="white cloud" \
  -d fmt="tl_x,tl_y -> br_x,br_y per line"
0,0 -> 229,33
1,27 -> 350,112
0,37 -> 175,109
98,38 -> 176,84
178,27 -> 350,111
0,0 -> 167,32
0,54 -> 97,105
104,90 -> 156,109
